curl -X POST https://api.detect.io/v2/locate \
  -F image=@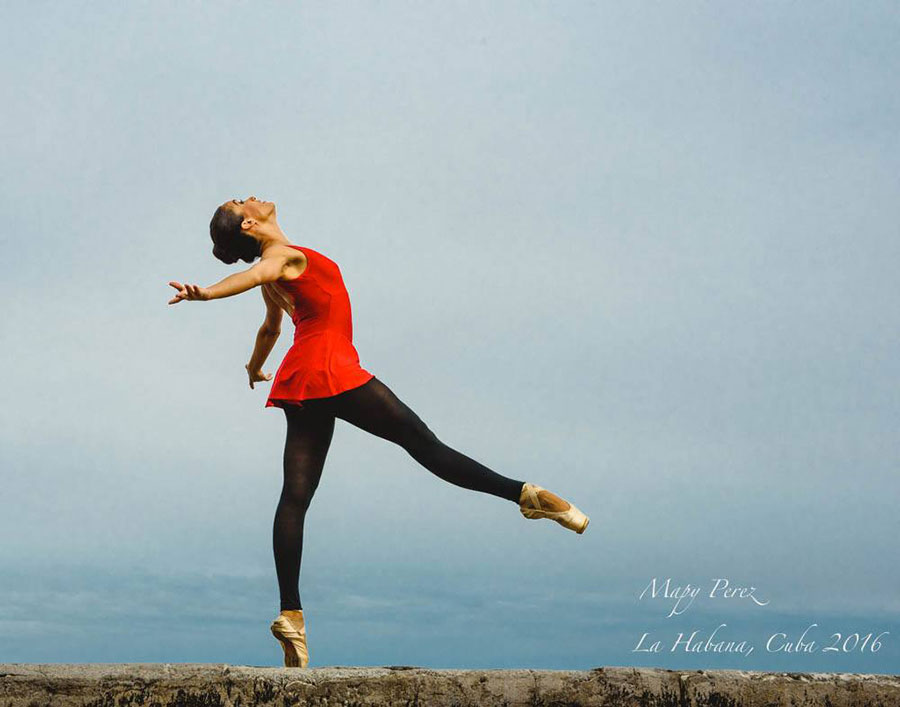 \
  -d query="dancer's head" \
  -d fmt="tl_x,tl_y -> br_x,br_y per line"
209,196 -> 277,264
